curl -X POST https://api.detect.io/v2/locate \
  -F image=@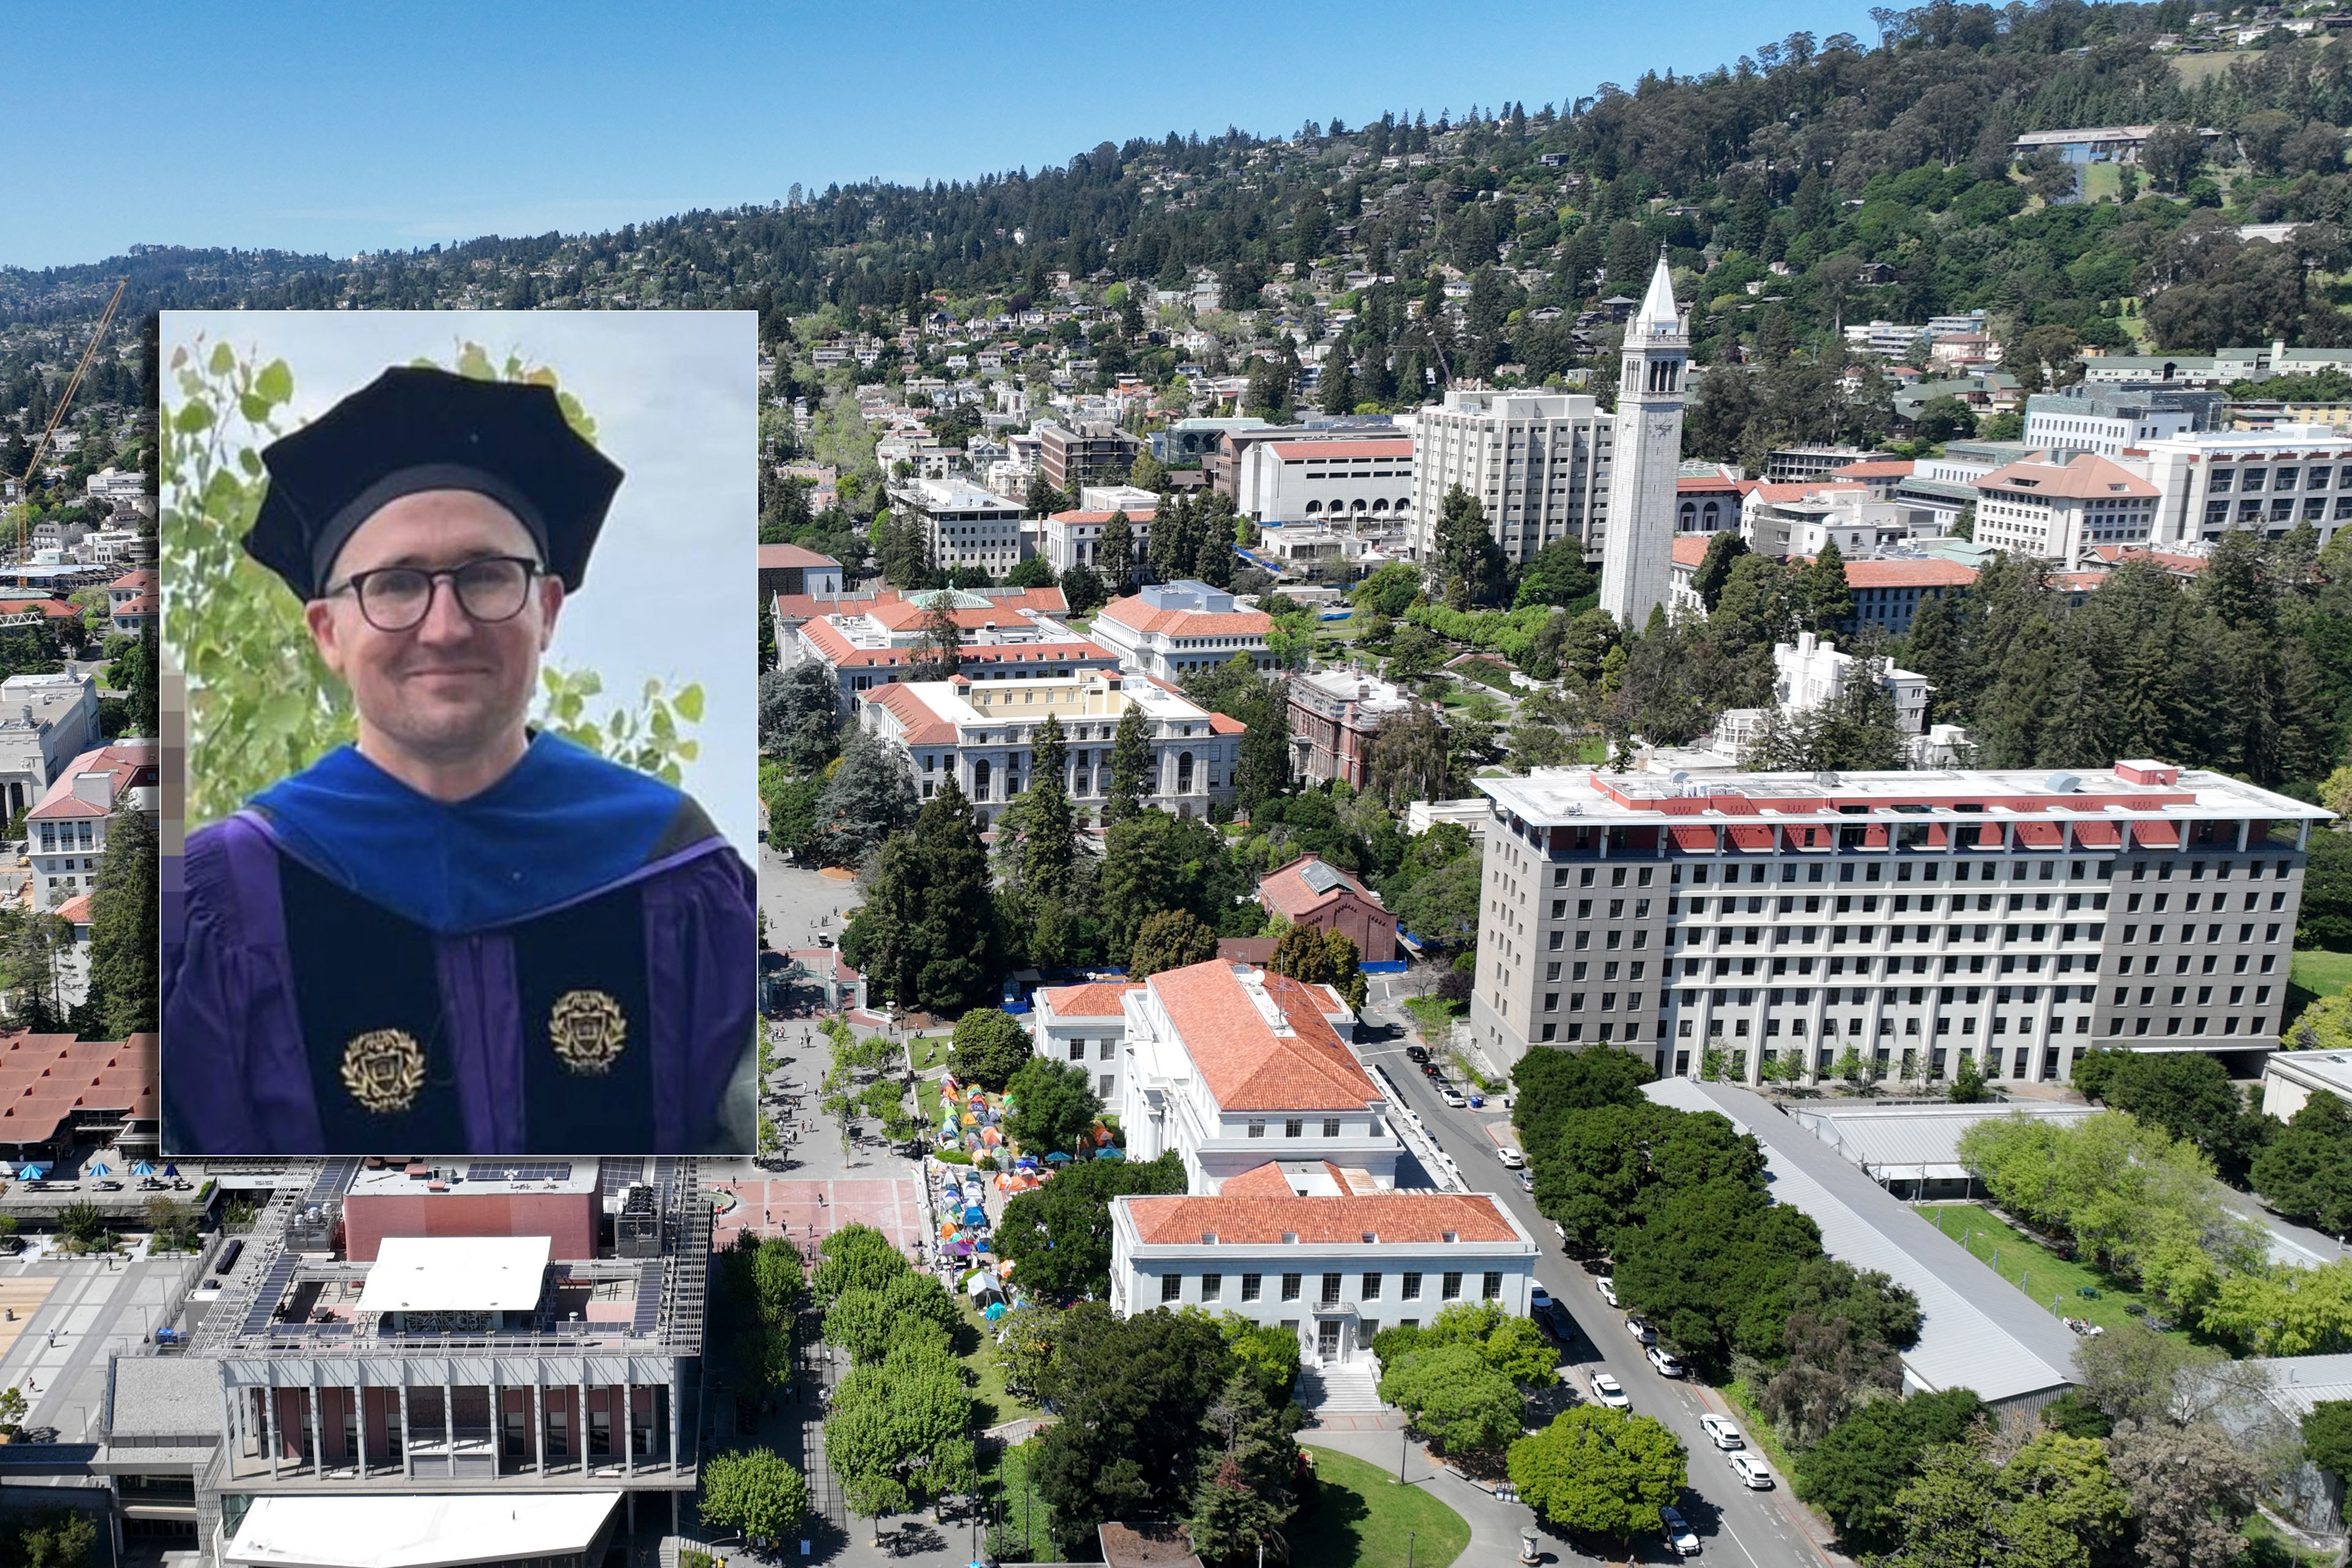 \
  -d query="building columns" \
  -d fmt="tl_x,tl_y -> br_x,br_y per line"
534,1378 -> 546,1478
308,1370 -> 322,1478
442,1375 -> 455,1478
398,1382 -> 412,1480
